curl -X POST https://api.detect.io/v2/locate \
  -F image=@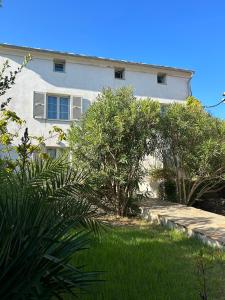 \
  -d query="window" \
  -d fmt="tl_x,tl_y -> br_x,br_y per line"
157,73 -> 167,84
160,104 -> 168,115
46,147 -> 66,159
60,97 -> 69,119
47,95 -> 70,120
54,60 -> 65,72
47,96 -> 57,119
46,148 -> 57,159
114,68 -> 125,79
33,92 -> 92,121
